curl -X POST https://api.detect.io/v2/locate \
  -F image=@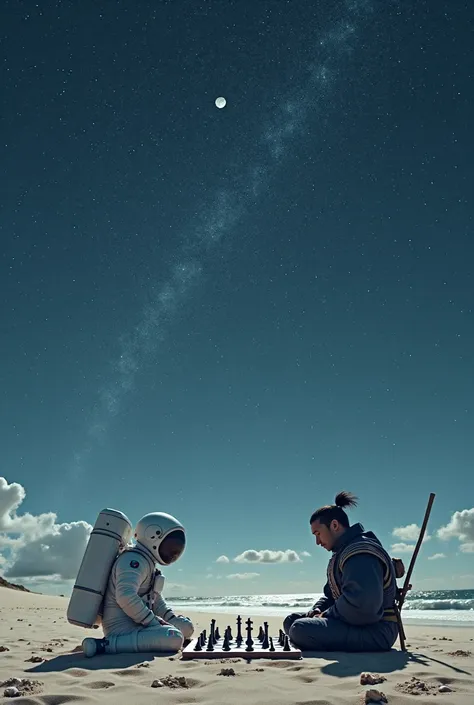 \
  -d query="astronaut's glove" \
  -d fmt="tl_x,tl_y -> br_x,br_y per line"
168,614 -> 194,639
144,615 -> 170,628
